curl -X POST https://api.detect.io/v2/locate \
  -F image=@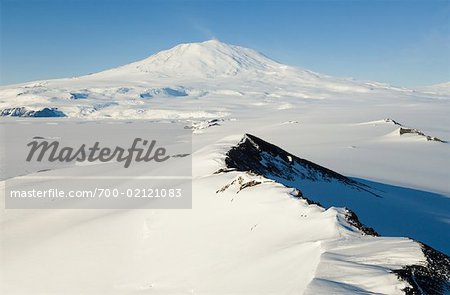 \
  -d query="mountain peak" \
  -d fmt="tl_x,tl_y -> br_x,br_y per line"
198,39 -> 224,45
117,40 -> 284,78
